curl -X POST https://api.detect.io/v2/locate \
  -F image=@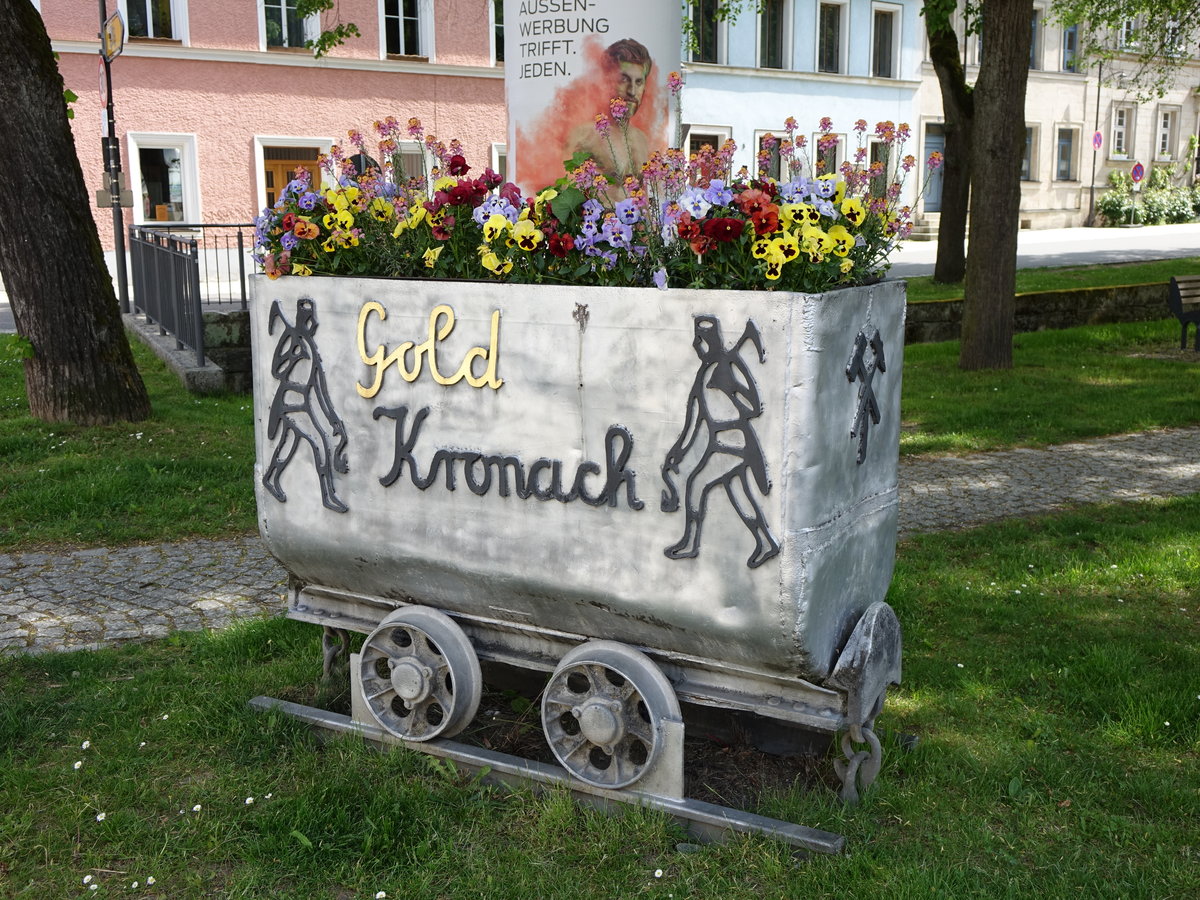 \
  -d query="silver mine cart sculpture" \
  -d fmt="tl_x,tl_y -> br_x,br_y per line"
248,275 -> 905,853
